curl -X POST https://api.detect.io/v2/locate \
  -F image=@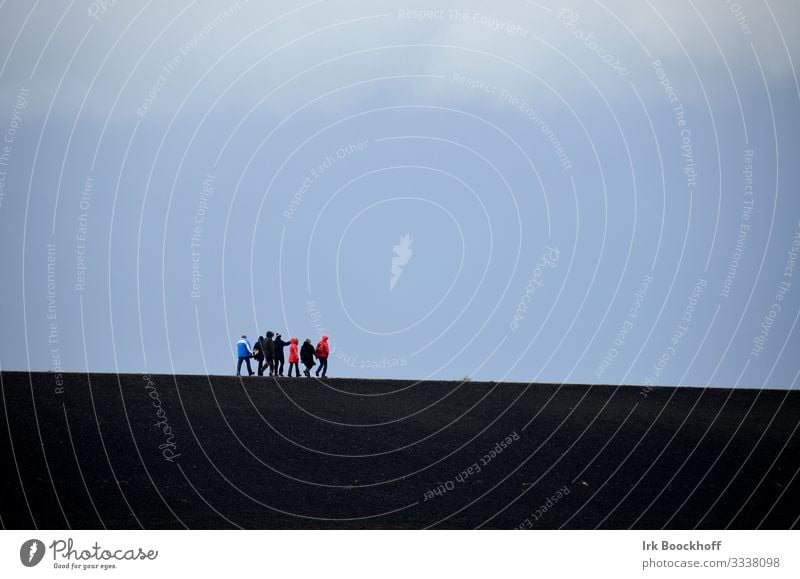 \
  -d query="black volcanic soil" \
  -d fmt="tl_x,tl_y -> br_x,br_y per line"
1,371 -> 798,529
